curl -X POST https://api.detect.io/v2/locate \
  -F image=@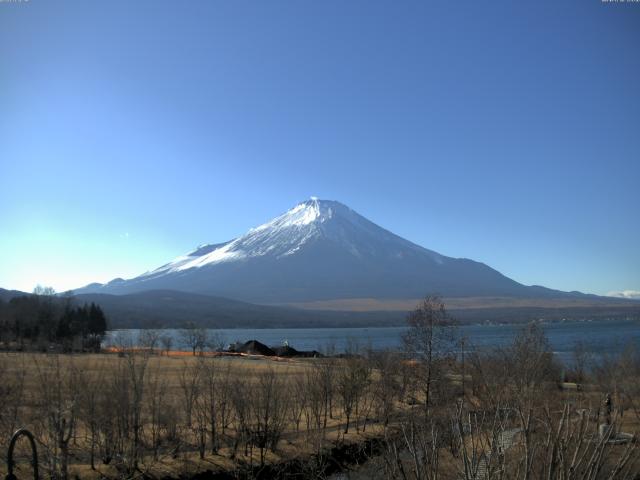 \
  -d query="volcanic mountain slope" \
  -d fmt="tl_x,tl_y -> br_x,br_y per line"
76,198 -> 586,303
